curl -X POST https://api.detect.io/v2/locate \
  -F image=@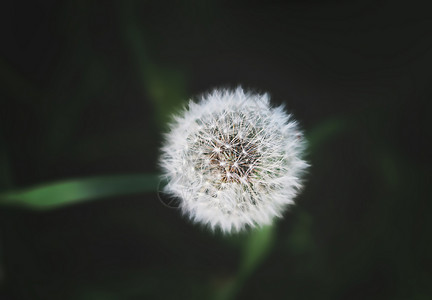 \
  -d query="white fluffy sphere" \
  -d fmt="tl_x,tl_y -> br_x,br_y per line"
160,87 -> 308,233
